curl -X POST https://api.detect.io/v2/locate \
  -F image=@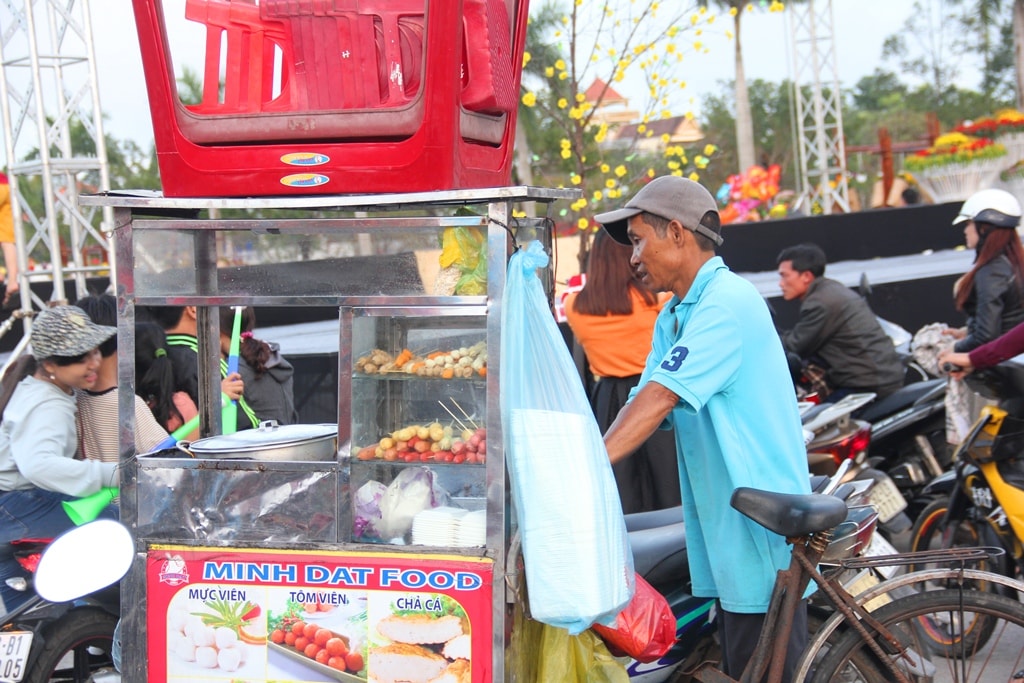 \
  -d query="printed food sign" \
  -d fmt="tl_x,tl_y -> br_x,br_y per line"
147,545 -> 493,683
